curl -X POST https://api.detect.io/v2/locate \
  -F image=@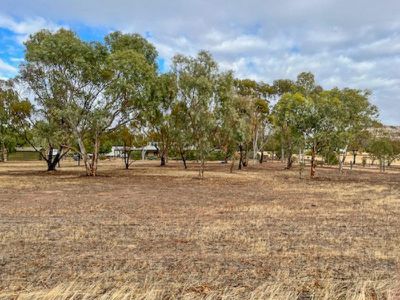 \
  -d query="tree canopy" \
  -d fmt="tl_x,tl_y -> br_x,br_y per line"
0,28 -> 387,178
